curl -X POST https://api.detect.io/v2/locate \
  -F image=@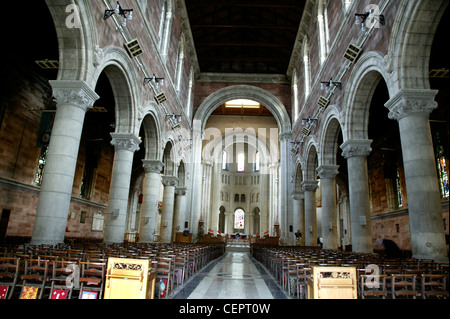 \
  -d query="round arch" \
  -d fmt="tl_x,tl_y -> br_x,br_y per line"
88,46 -> 141,135
342,51 -> 393,141
193,85 -> 292,134
302,135 -> 319,182
141,112 -> 161,161
46,0 -> 97,81
388,0 -> 449,90
317,105 -> 344,166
